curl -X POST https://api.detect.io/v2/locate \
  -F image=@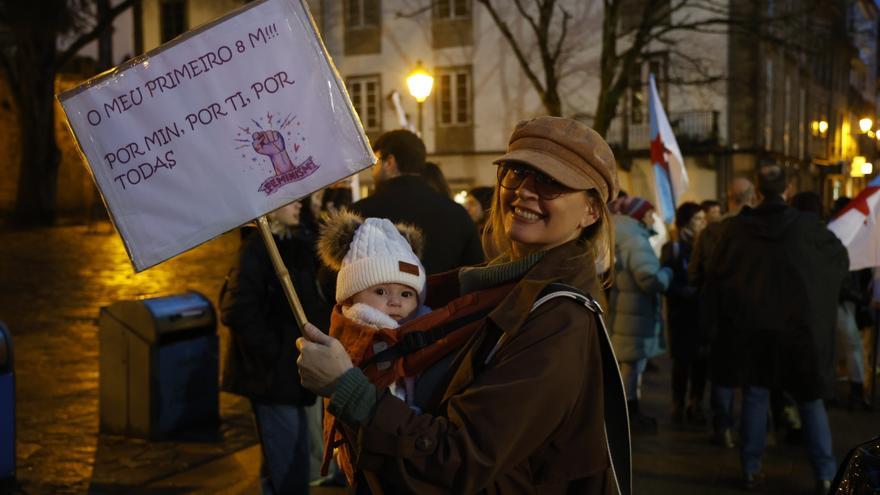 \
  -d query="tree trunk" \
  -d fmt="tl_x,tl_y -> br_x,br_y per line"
13,32 -> 60,226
